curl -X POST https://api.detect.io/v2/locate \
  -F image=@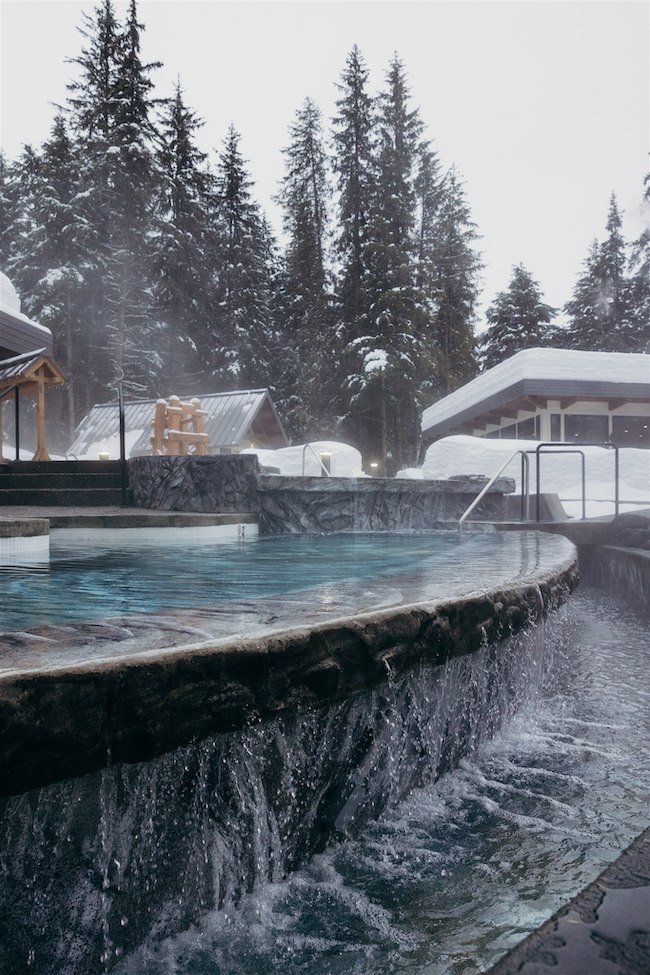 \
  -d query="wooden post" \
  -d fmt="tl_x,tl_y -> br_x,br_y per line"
150,399 -> 167,455
33,369 -> 50,461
